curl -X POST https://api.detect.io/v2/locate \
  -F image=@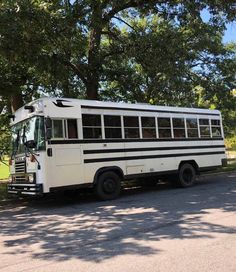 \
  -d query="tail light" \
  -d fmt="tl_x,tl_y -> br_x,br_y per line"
9,159 -> 12,166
